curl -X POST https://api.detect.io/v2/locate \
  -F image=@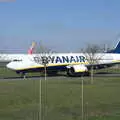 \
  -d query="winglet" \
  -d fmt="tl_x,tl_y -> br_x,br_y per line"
28,42 -> 36,54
